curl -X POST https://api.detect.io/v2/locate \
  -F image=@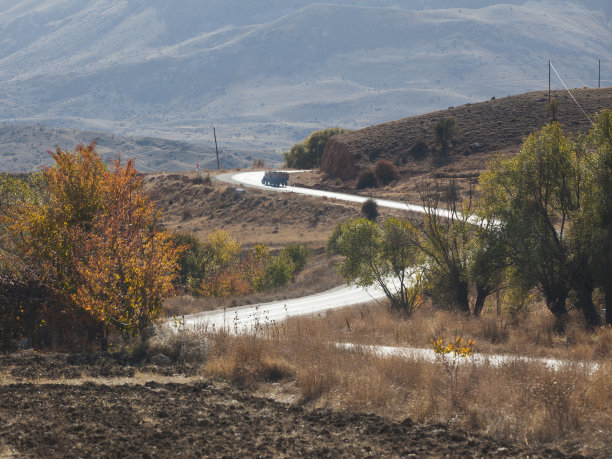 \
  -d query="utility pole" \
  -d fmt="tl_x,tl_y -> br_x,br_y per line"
213,126 -> 220,170
548,60 -> 551,101
599,59 -> 601,88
